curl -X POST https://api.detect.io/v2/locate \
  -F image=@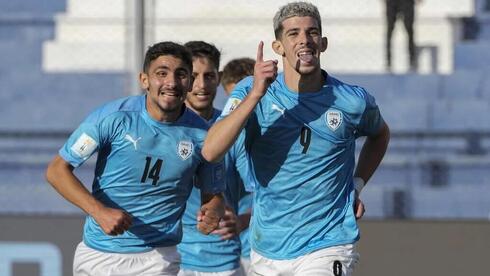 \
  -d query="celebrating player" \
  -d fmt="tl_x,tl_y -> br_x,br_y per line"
202,2 -> 390,275
46,41 -> 225,276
